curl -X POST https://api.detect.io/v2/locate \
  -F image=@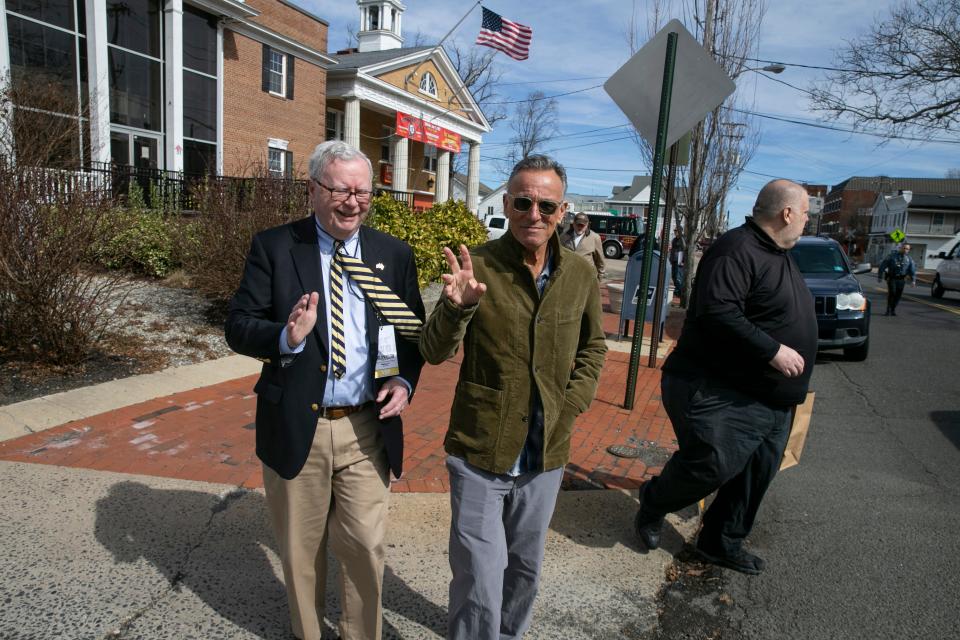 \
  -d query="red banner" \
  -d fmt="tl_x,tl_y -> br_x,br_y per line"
396,112 -> 462,153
